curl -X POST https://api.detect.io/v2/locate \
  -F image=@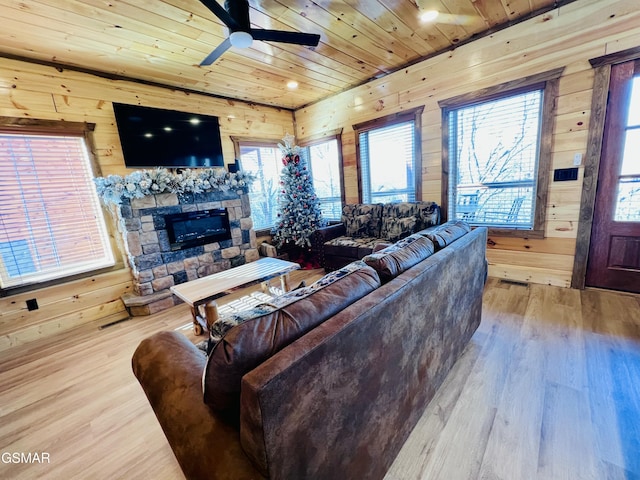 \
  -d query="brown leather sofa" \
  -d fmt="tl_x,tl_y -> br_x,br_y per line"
132,222 -> 487,480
